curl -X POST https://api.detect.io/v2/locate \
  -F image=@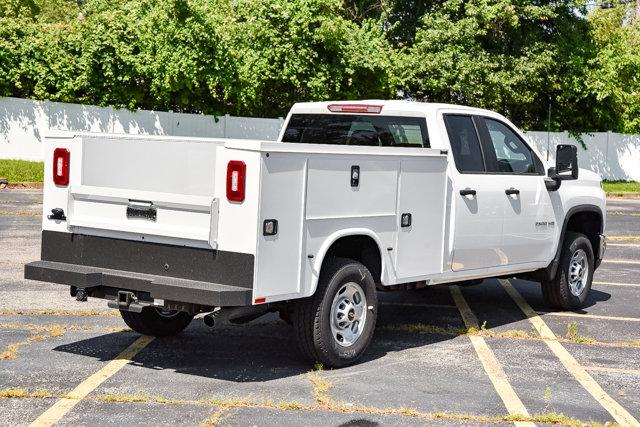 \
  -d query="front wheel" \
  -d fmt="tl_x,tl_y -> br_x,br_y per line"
293,258 -> 377,368
542,231 -> 594,310
120,307 -> 194,336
